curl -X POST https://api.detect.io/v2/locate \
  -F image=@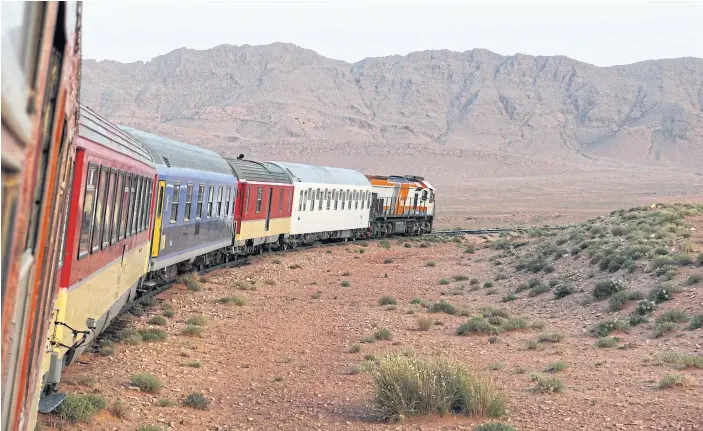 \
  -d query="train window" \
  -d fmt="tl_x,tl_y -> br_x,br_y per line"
326,189 -> 331,210
244,186 -> 250,216
170,182 -> 180,223
102,169 -> 118,248
302,190 -> 307,211
78,164 -> 98,258
111,172 -> 124,244
429,191 -> 434,203
135,177 -> 144,233
298,190 -> 303,211
225,187 -> 232,216
144,179 -> 153,229
91,167 -> 109,252
334,190 -> 338,210
354,191 -> 358,210
58,161 -> 75,267
368,192 -> 372,208
318,189 -> 323,210
278,189 -> 284,212
120,174 -> 131,239
289,190 -> 293,212
341,190 -> 345,210
361,191 -> 366,209
207,185 -> 214,217
184,183 -> 193,221
126,175 -> 136,236
309,187 -> 314,211
215,186 -> 223,217
140,178 -> 148,231
421,190 -> 428,201
255,187 -> 263,213
196,184 -> 204,219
